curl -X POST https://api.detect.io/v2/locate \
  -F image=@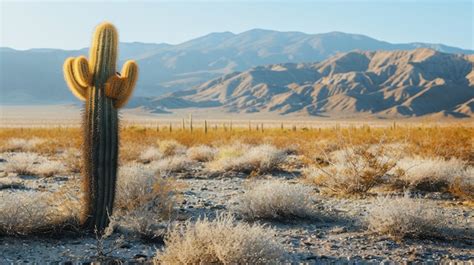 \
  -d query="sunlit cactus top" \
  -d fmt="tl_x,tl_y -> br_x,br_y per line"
63,22 -> 138,108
